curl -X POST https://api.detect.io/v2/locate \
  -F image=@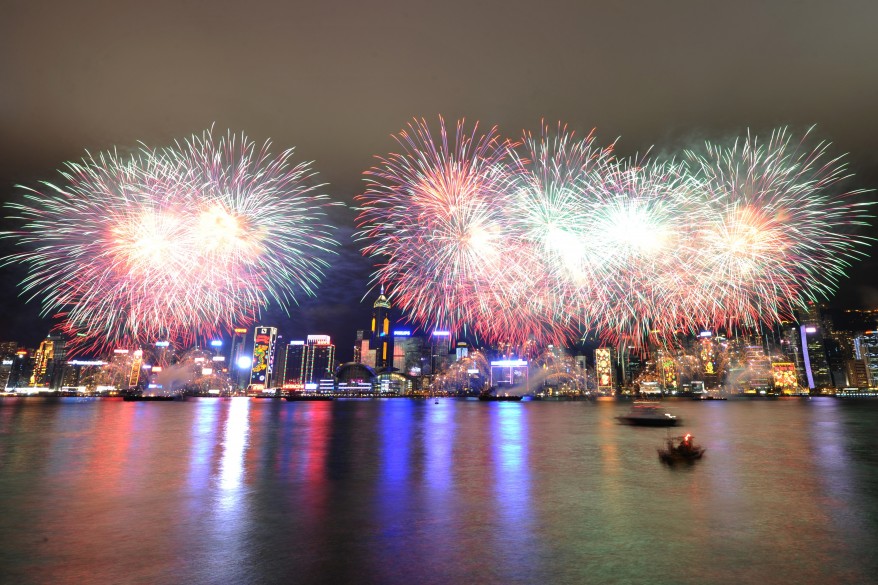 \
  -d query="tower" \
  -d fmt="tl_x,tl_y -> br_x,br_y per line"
370,287 -> 392,371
